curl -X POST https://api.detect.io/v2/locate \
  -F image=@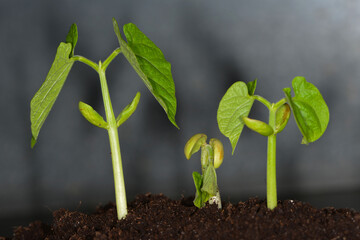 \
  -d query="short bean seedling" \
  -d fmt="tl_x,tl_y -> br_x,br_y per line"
184,133 -> 224,209
217,77 -> 329,209
30,18 -> 178,219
